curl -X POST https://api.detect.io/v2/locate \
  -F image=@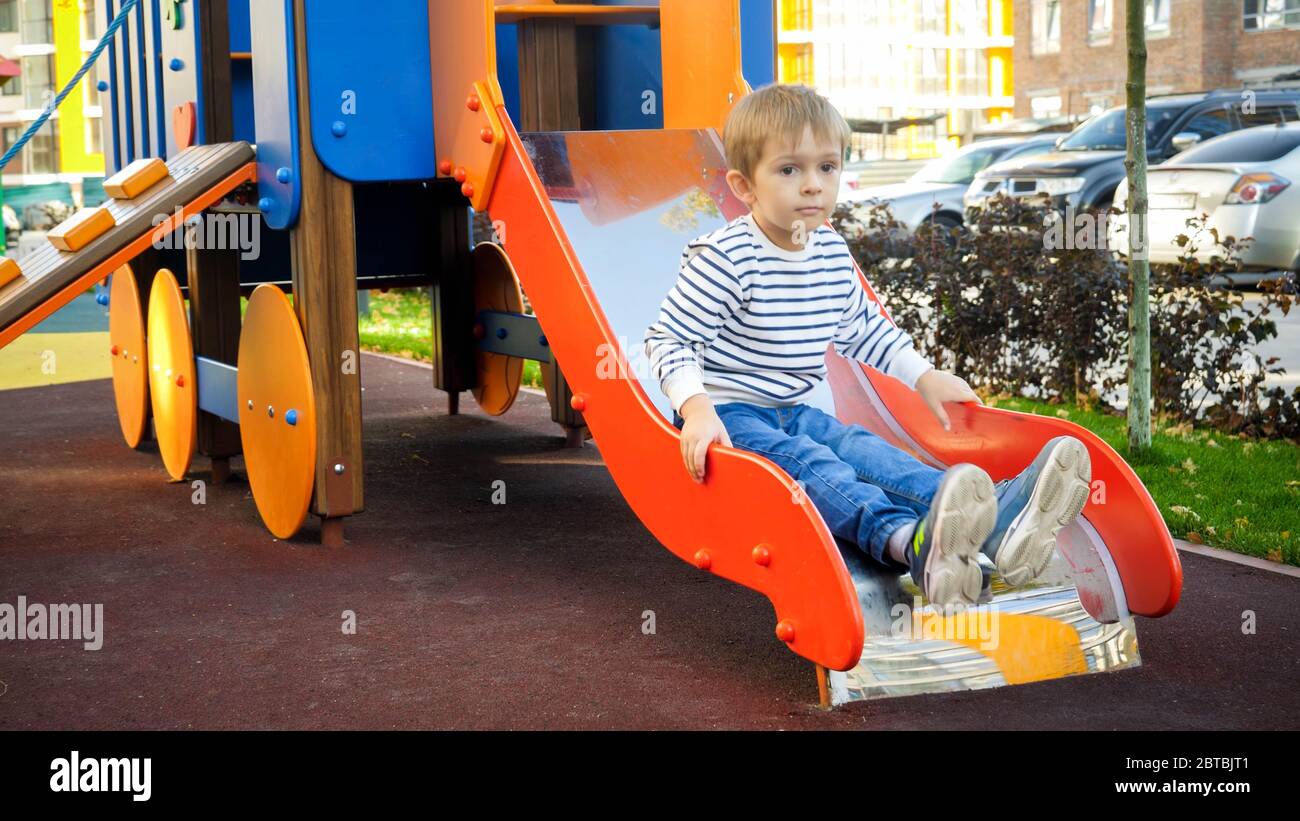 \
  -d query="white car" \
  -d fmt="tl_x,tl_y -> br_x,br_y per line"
840,136 -> 1059,230
1110,123 -> 1300,284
